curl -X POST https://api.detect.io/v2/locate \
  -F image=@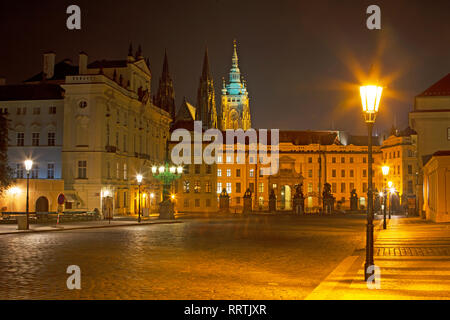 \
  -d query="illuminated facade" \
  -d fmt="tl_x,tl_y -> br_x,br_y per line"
0,48 -> 171,215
